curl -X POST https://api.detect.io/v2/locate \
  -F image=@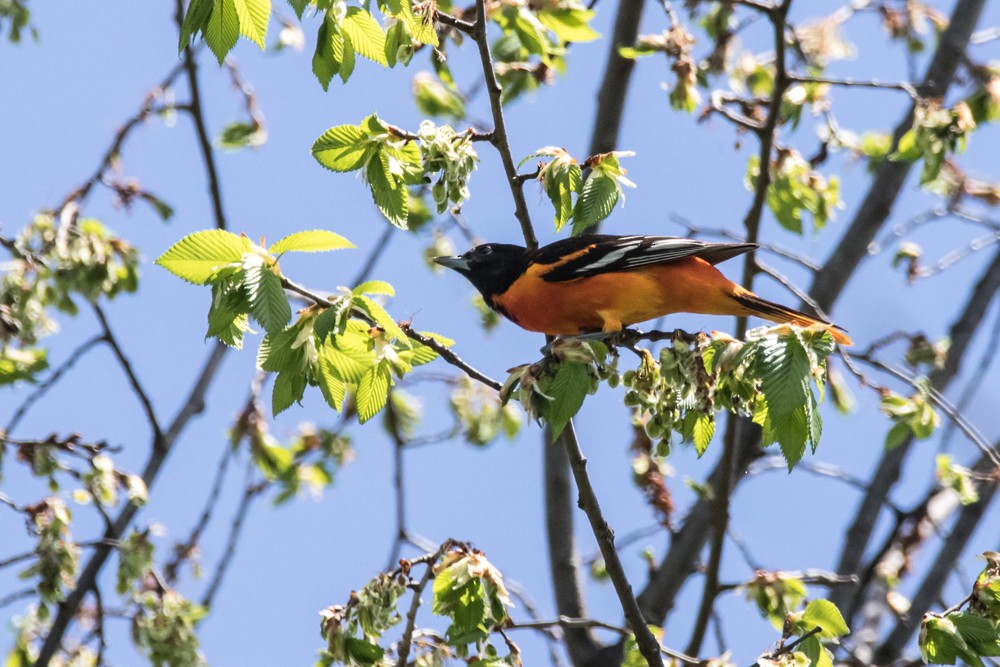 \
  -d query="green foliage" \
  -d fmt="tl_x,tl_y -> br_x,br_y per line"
116,529 -> 155,595
157,228 -> 428,422
520,146 -> 581,231
133,589 -> 207,667
746,151 -> 841,235
0,0 -> 34,42
572,152 -> 635,234
745,572 -> 808,630
920,613 -> 1000,666
618,26 -> 700,113
450,376 -> 523,445
432,549 -> 512,655
891,101 -> 977,185
319,571 -> 407,665
626,326 -> 835,468
179,0 -> 271,63
2,214 -> 139,385
936,454 -> 980,505
311,114 -> 423,228
413,72 -> 466,120
500,339 -> 607,438
418,121 -> 479,213
19,498 -> 78,611
879,382 -> 940,449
